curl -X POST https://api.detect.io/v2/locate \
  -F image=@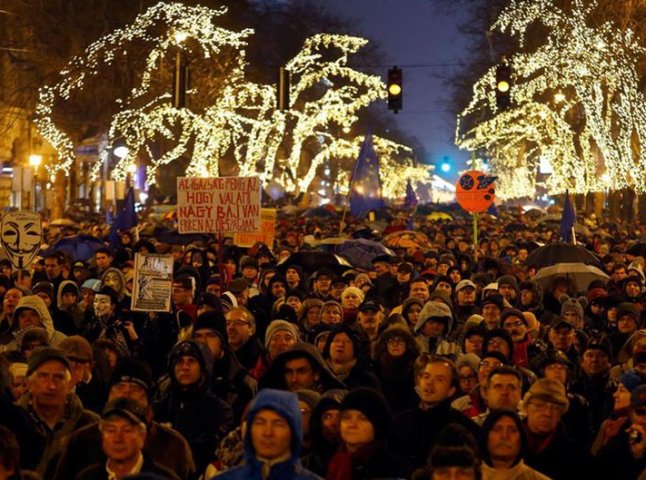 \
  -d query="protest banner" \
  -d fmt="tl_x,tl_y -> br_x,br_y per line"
131,253 -> 174,312
176,176 -> 261,233
233,208 -> 277,248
